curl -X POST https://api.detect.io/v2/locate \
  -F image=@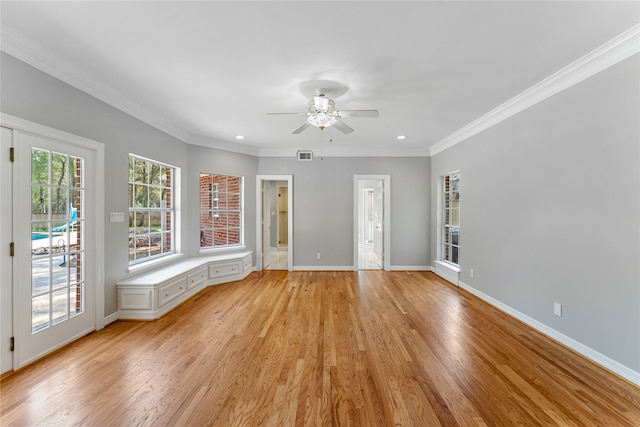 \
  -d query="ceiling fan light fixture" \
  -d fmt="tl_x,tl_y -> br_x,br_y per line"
307,112 -> 336,129
313,95 -> 329,111
308,96 -> 336,114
